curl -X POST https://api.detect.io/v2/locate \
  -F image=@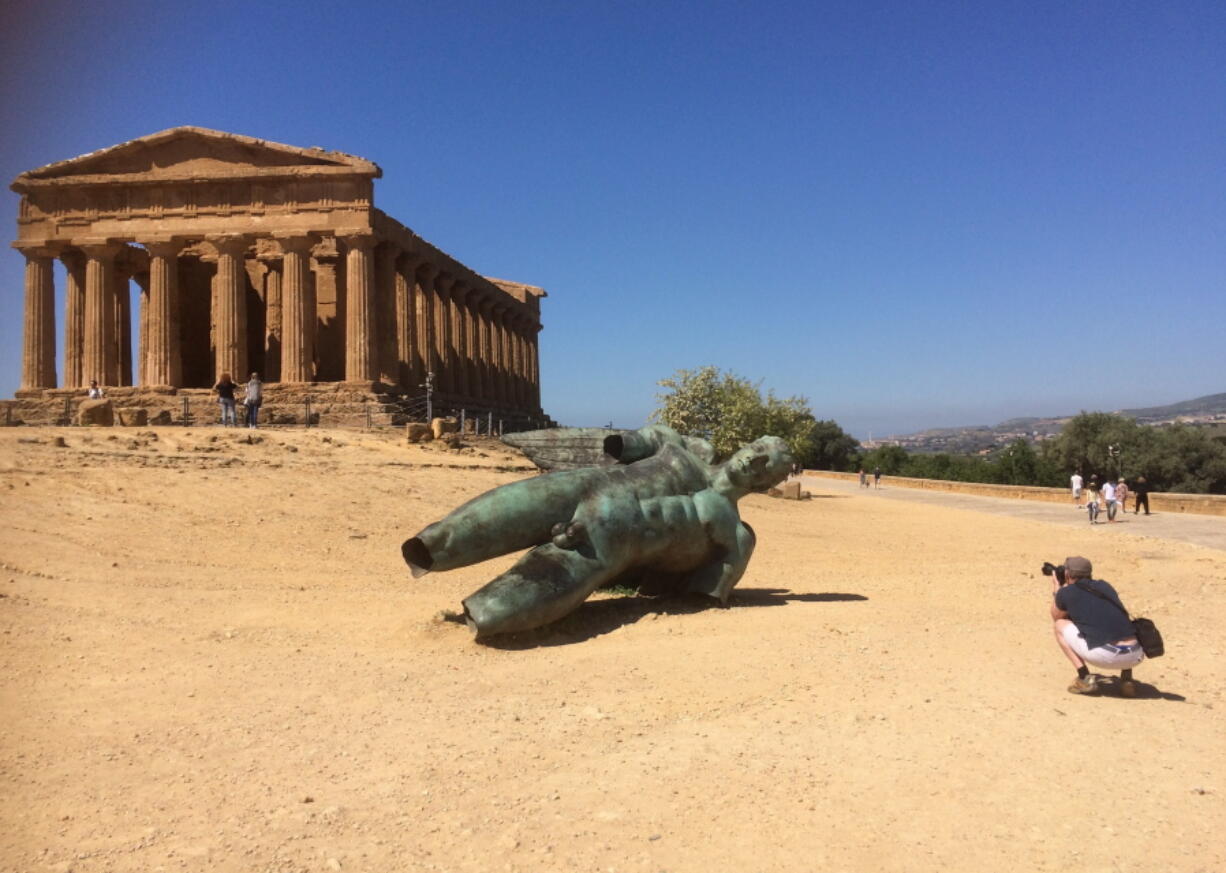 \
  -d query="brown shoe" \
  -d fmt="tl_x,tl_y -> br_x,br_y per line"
1068,676 -> 1098,695
1119,679 -> 1137,698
